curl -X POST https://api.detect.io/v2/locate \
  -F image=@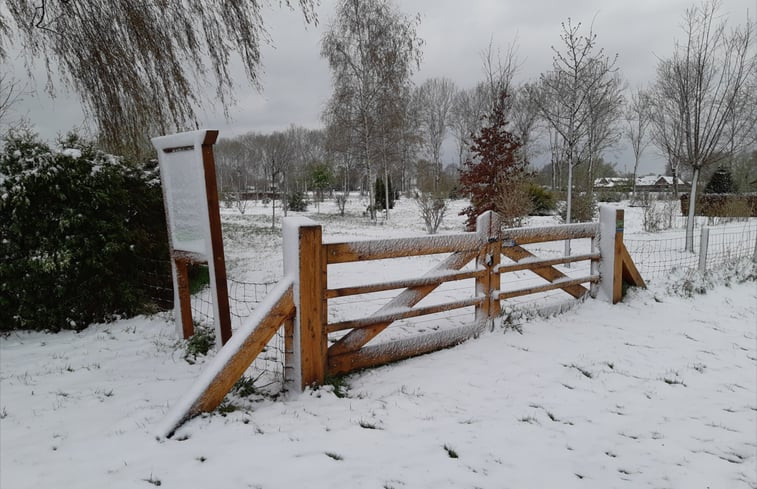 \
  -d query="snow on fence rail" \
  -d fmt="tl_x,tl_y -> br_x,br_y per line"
624,219 -> 757,279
